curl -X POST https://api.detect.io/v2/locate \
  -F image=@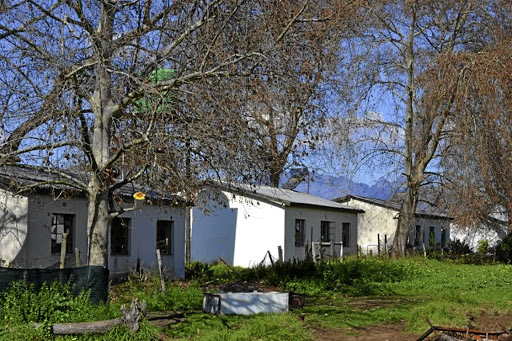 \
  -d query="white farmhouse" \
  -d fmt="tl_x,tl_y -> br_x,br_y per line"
334,195 -> 452,254
0,167 -> 186,278
191,183 -> 363,267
